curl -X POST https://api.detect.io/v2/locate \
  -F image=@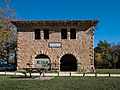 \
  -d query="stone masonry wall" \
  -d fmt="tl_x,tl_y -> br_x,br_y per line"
17,25 -> 94,72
